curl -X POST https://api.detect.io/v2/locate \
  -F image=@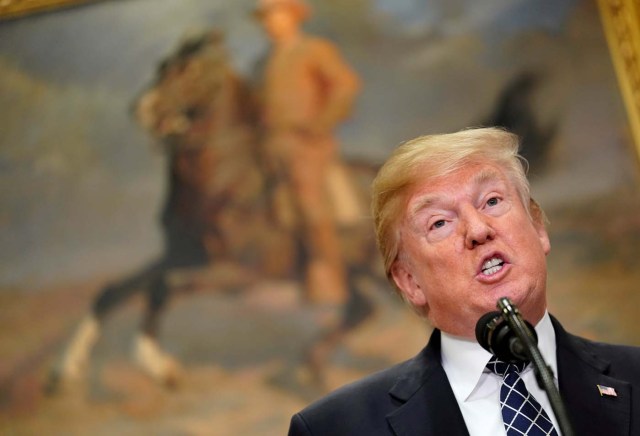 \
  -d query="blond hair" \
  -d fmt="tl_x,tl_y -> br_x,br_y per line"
371,127 -> 537,292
